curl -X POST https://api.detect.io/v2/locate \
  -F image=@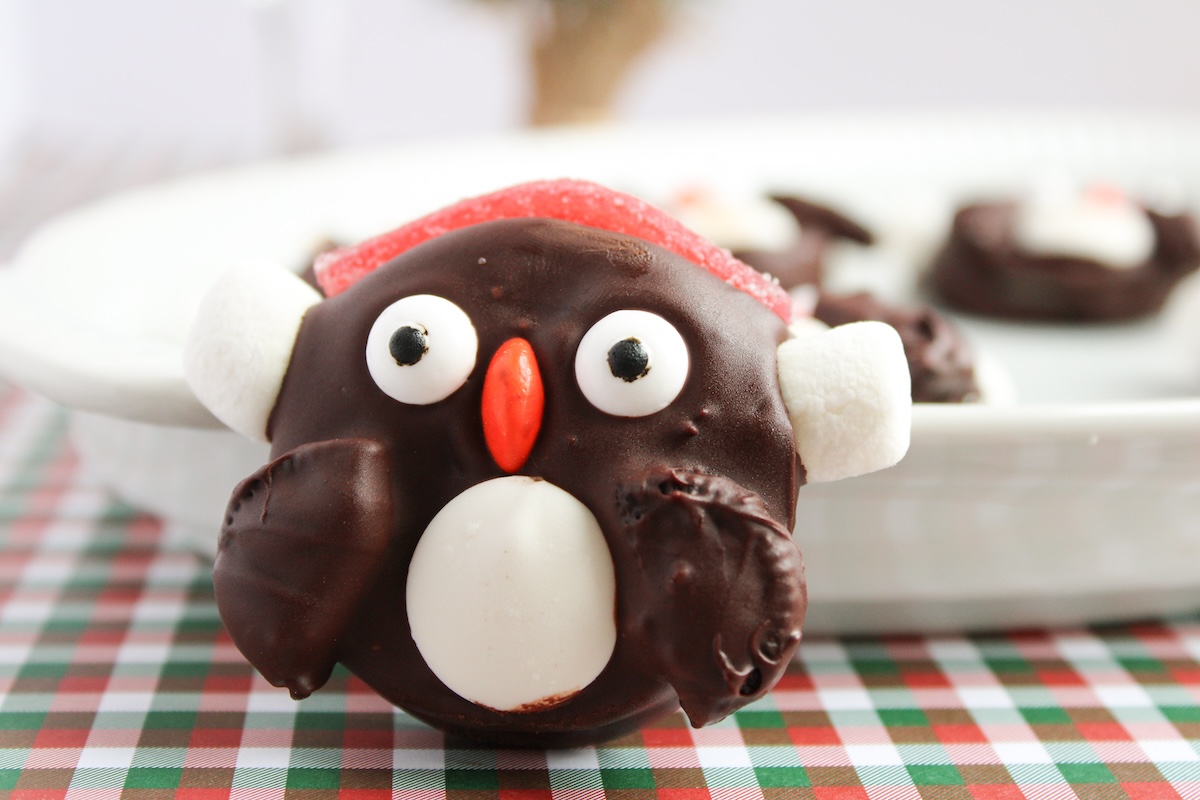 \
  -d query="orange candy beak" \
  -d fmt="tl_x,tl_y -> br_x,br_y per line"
482,338 -> 544,473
